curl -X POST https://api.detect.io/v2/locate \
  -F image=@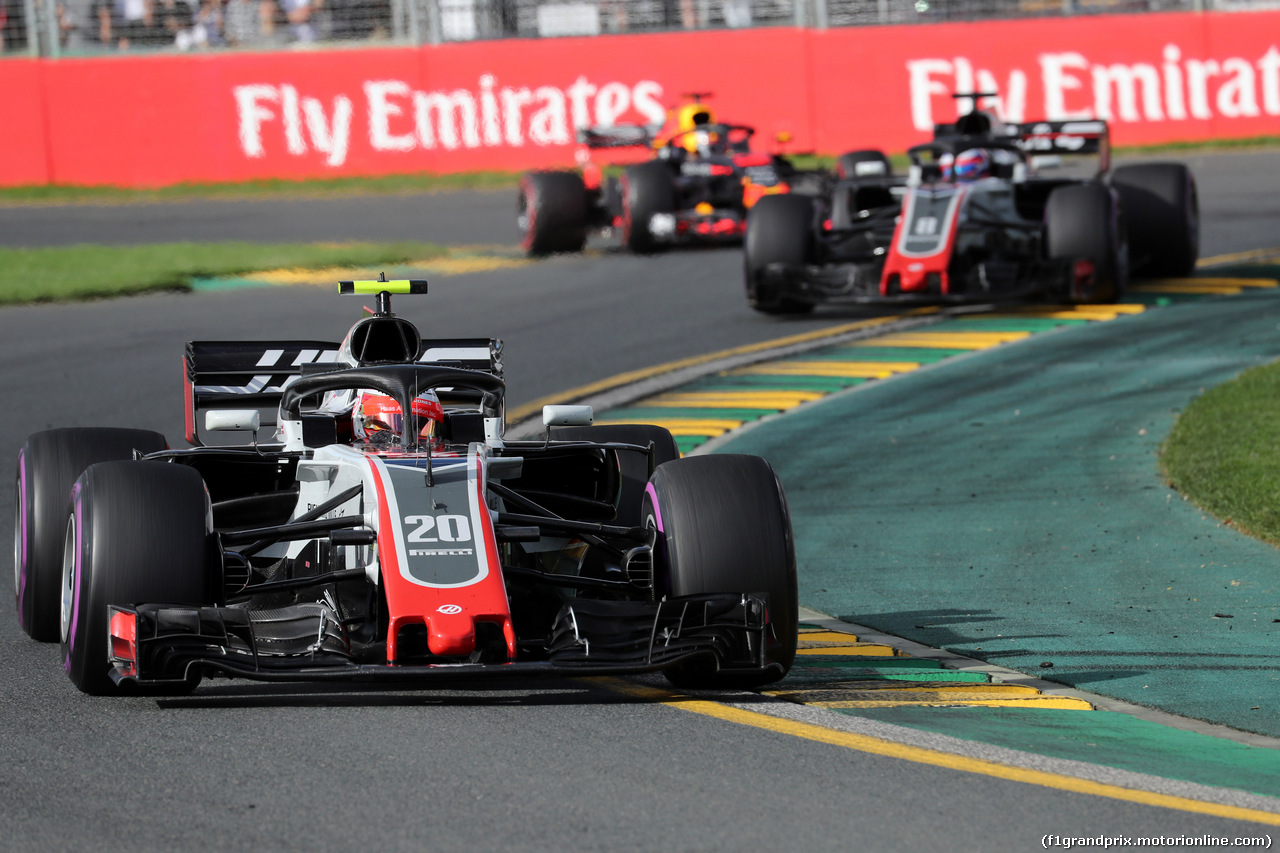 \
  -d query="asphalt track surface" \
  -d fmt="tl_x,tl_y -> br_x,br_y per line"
3,150 -> 1280,850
